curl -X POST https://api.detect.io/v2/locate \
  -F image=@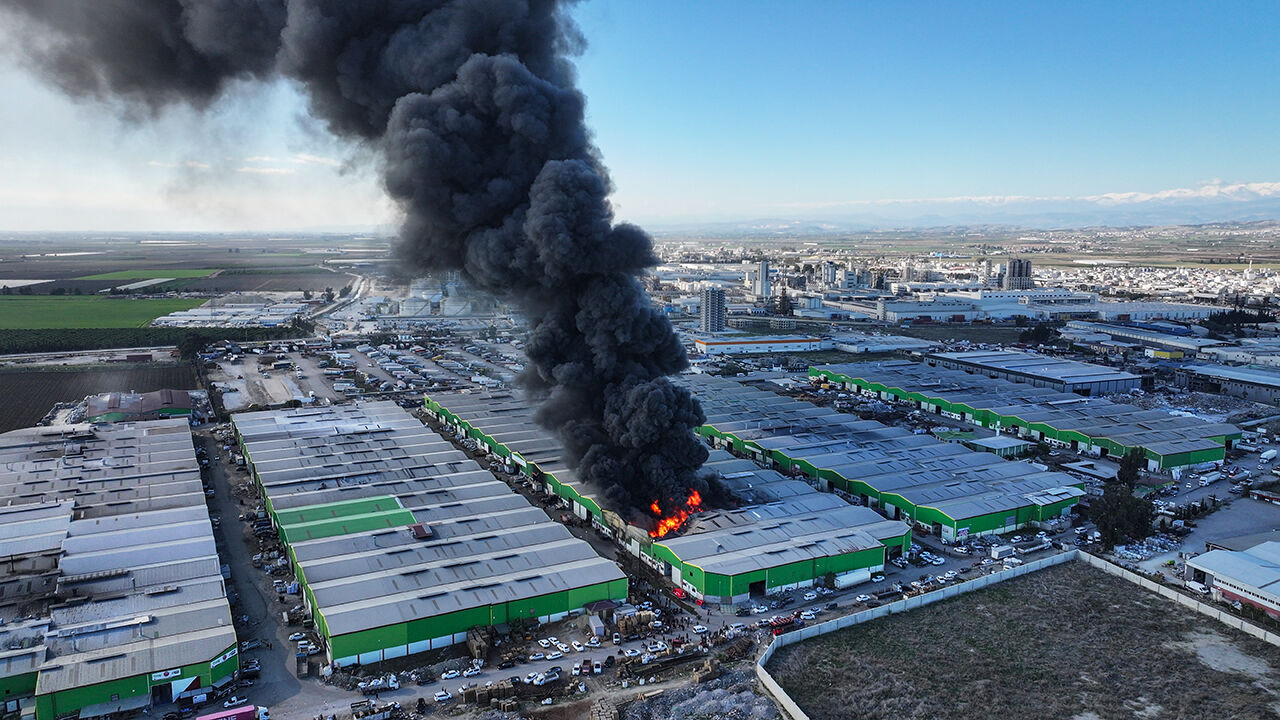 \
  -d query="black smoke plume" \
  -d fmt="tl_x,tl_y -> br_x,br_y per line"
0,0 -> 708,519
